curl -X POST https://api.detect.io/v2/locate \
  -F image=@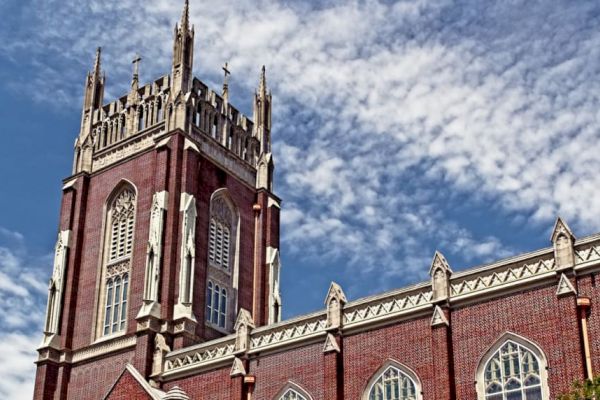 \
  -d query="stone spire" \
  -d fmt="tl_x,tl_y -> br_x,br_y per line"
171,0 -> 194,95
253,66 -> 272,154
83,47 -> 105,111
180,0 -> 190,33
